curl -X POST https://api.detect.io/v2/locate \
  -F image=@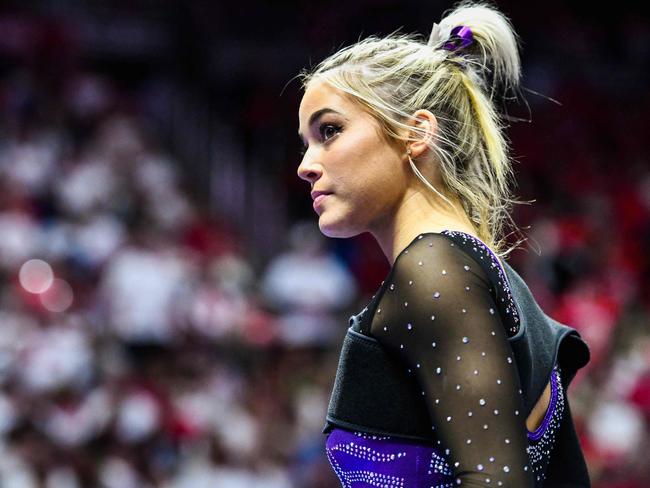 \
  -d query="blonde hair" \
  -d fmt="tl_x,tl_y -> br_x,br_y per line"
298,0 -> 532,259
